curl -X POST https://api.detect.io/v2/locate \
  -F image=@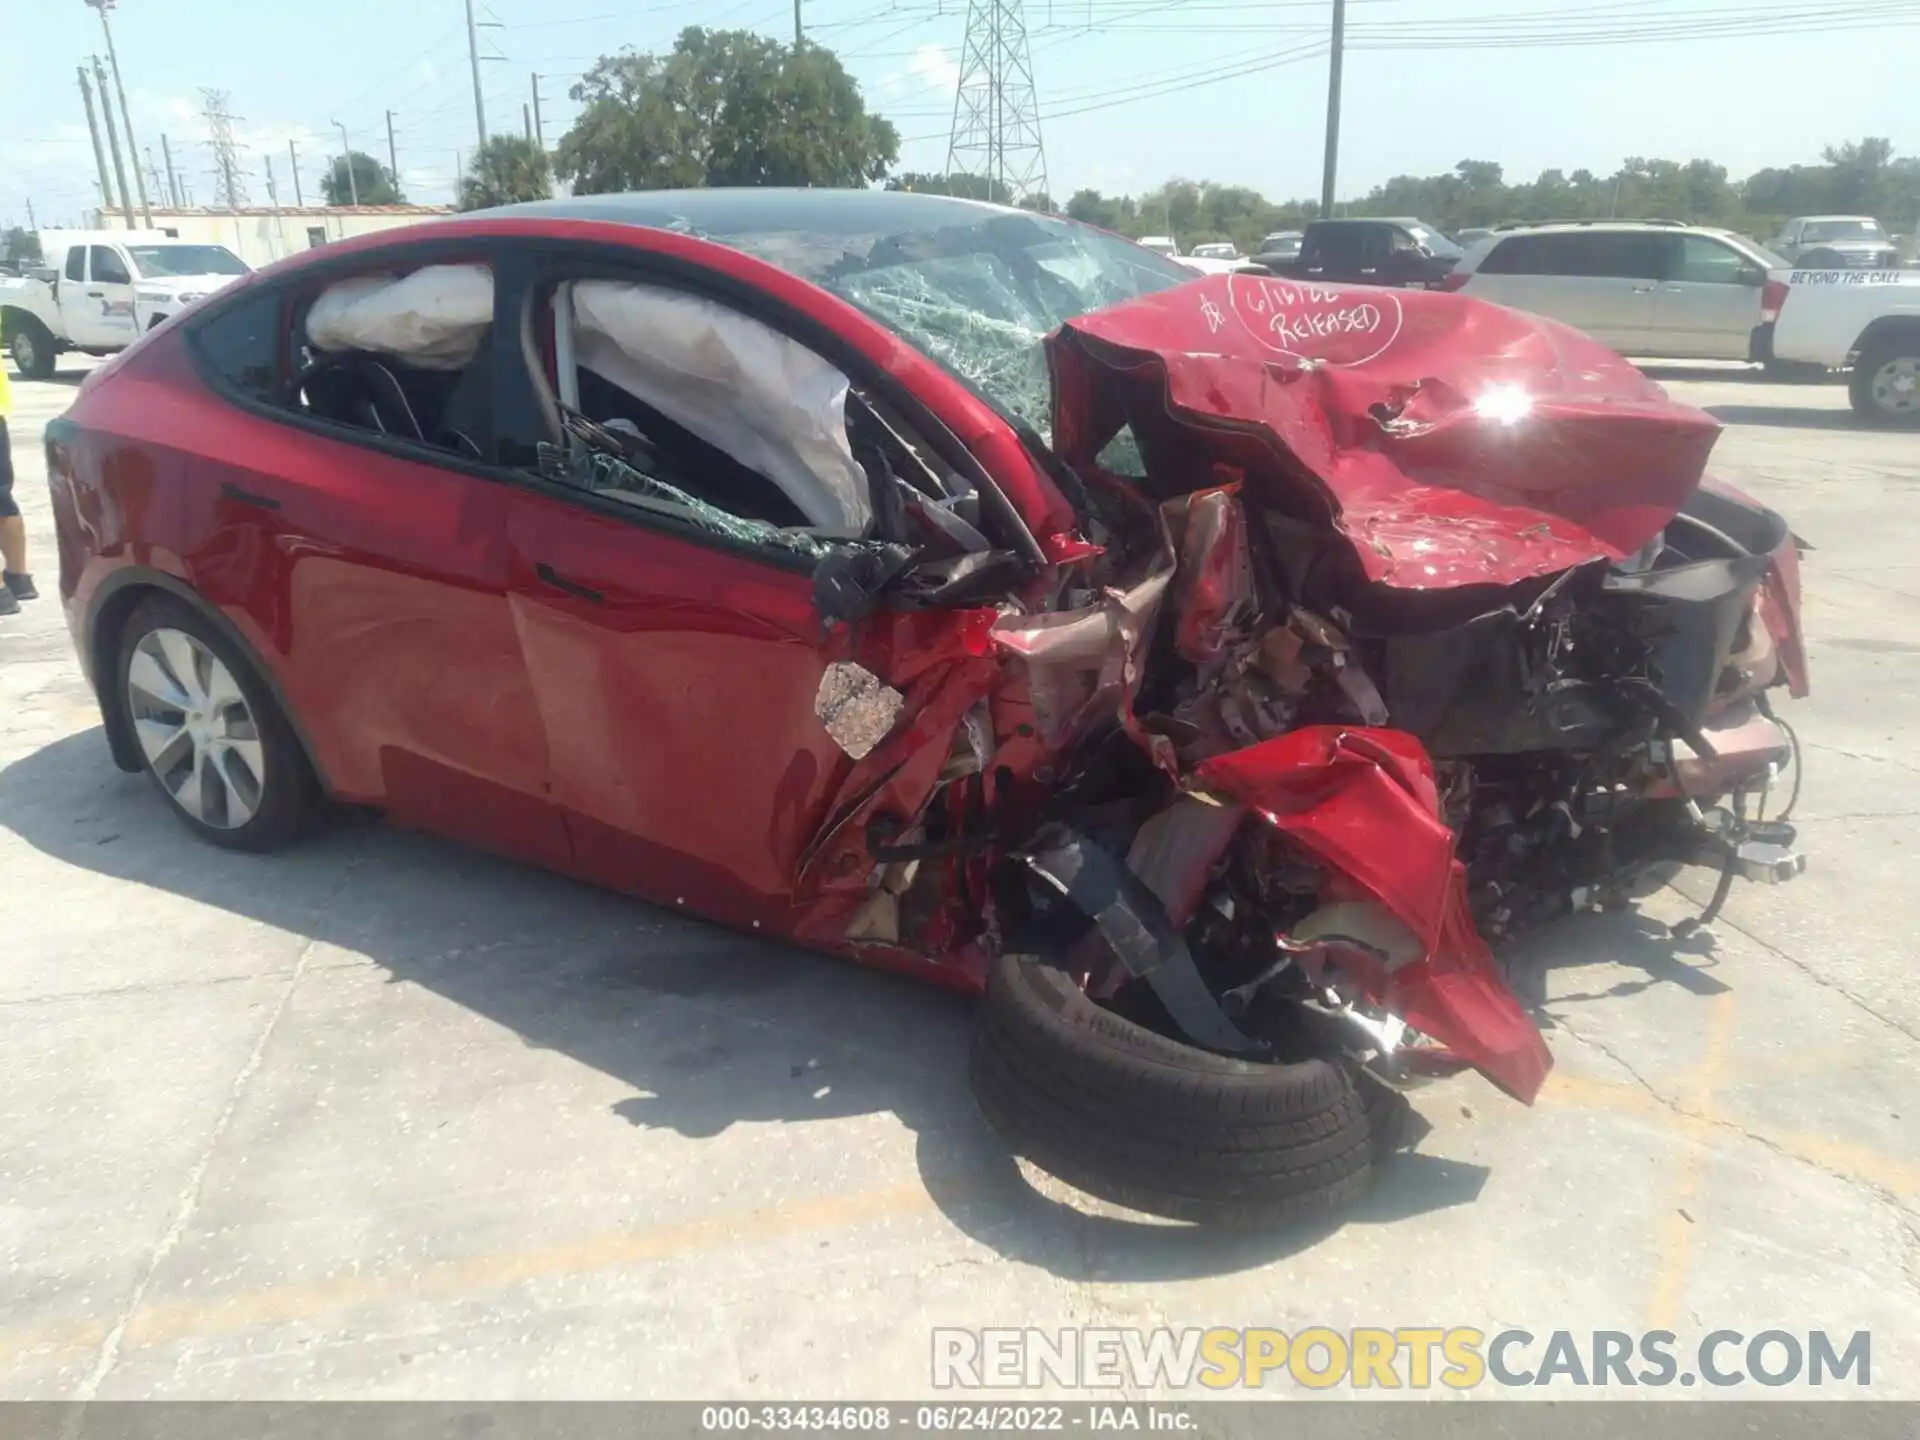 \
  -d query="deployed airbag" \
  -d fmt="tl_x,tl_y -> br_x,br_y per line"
306,264 -> 494,370
570,280 -> 872,532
